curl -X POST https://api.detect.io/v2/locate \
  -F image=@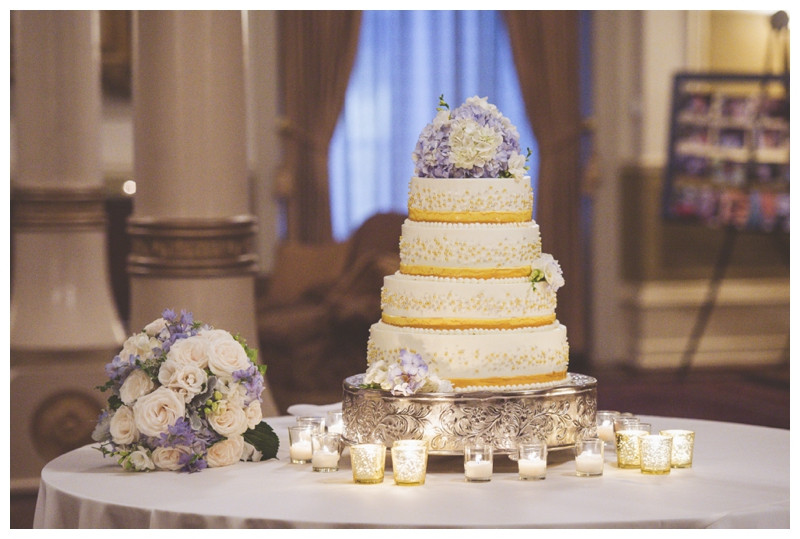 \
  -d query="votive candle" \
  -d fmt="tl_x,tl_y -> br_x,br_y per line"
391,440 -> 428,486
464,443 -> 493,482
351,443 -> 386,484
288,426 -> 314,464
575,438 -> 604,477
660,429 -> 695,468
517,441 -> 547,480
